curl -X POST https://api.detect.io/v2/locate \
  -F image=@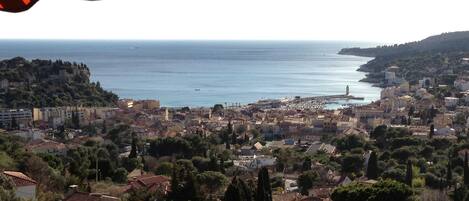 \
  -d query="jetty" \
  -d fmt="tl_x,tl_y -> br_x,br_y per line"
250,85 -> 365,110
